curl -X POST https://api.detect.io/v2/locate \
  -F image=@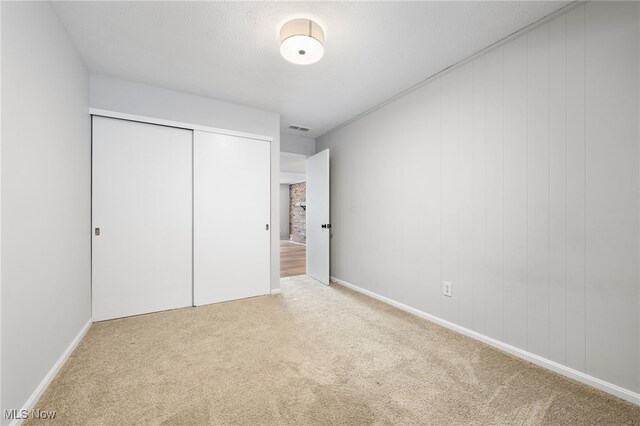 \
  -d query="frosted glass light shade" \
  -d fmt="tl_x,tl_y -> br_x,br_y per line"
280,19 -> 325,65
